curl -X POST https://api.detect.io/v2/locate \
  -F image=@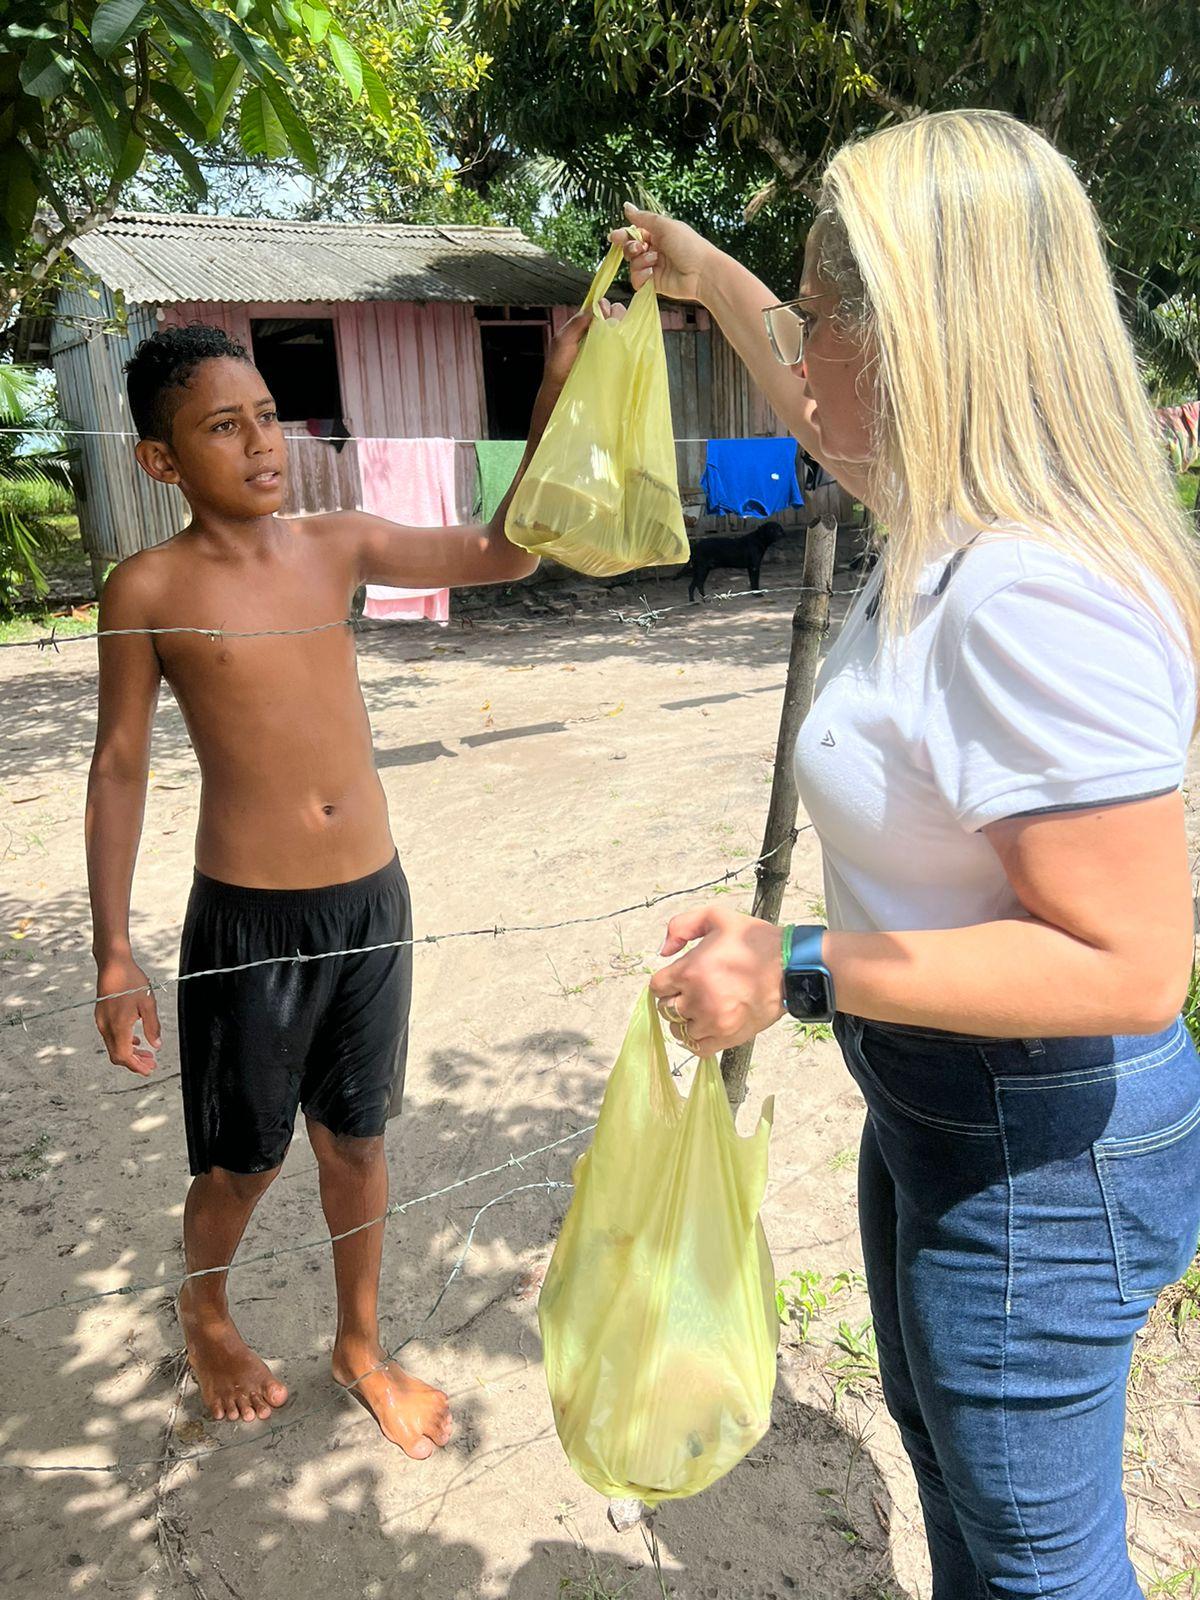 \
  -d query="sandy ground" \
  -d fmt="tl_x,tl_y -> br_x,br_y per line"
2,535 -> 1198,1600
